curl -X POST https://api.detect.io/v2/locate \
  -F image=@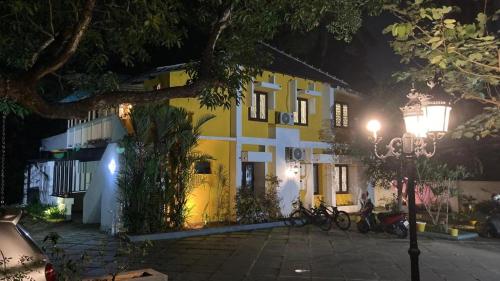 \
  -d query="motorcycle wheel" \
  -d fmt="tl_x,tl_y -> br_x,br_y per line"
357,220 -> 370,233
286,210 -> 307,227
394,222 -> 408,239
334,211 -> 351,231
476,222 -> 495,238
